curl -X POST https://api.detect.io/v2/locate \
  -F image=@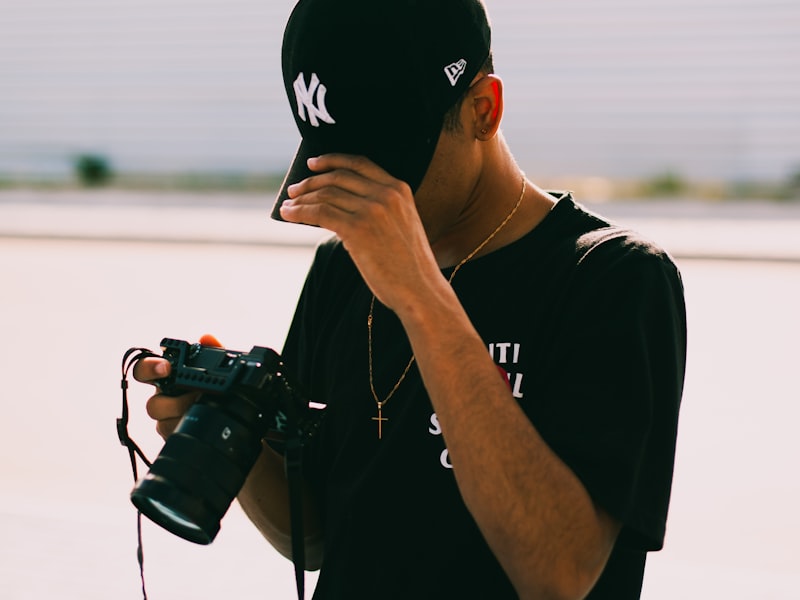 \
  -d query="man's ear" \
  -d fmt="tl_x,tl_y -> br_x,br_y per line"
471,74 -> 504,140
